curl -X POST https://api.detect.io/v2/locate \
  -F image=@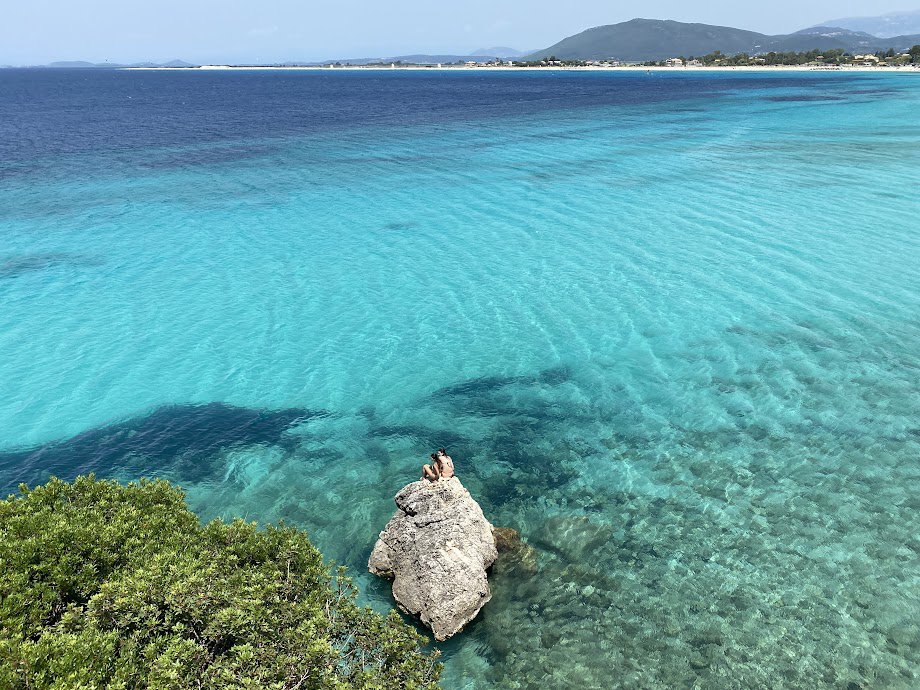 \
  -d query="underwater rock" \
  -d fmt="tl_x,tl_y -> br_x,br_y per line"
531,515 -> 615,562
493,526 -> 522,552
492,526 -> 539,574
369,477 -> 497,641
